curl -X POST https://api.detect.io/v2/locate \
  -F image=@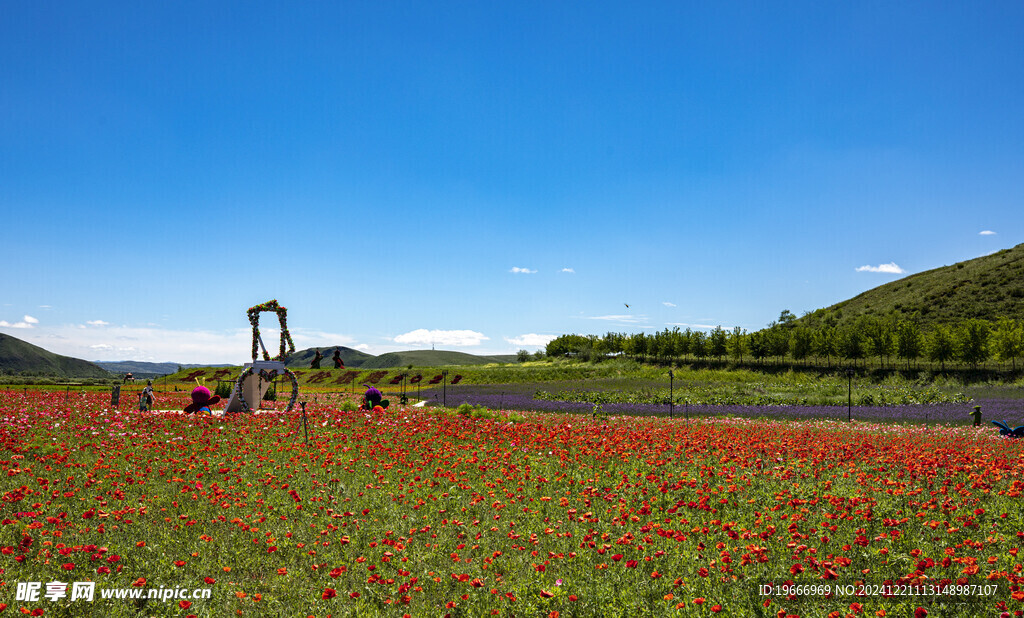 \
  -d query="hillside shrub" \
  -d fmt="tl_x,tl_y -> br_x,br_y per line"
214,381 -> 234,399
